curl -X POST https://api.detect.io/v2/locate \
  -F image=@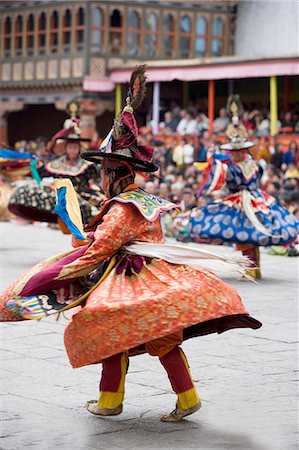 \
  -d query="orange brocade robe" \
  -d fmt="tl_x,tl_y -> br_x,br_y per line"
0,201 -> 261,368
